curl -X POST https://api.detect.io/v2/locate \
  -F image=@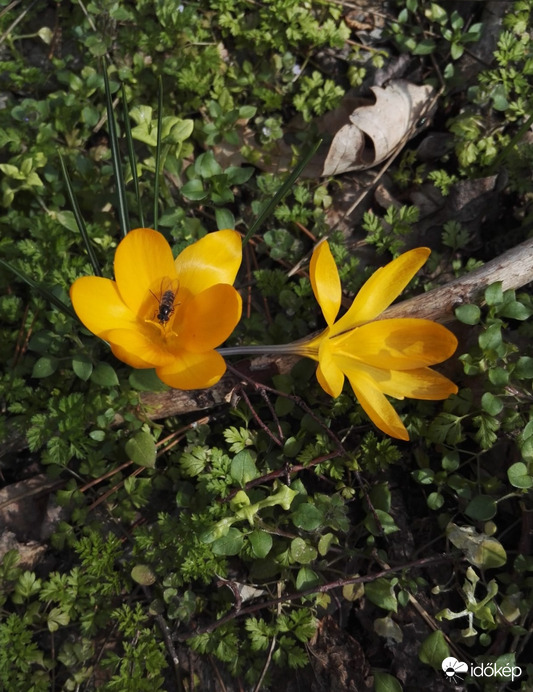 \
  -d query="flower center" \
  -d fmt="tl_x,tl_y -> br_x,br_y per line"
142,277 -> 182,340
